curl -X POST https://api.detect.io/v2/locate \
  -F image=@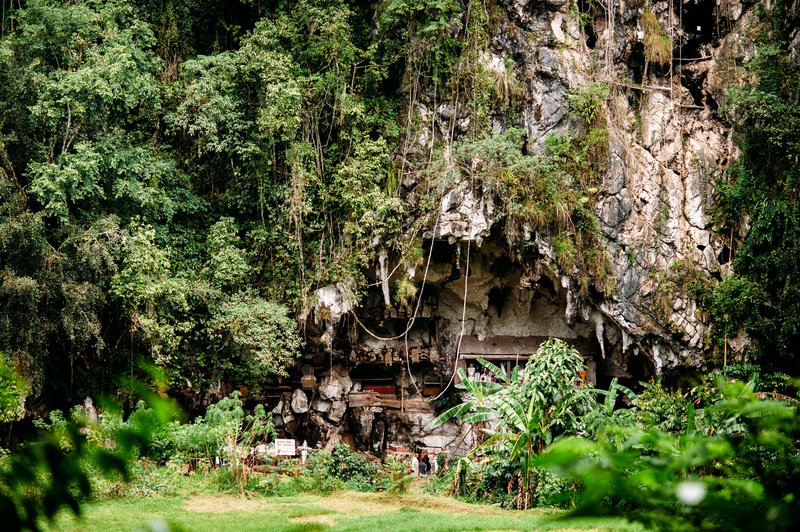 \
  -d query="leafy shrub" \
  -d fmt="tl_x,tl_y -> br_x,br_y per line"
540,379 -> 800,531
0,354 -> 27,423
530,468 -> 575,508
567,81 -> 610,127
473,457 -> 516,507
297,450 -> 347,495
719,364 -> 797,397
116,459 -> 185,498
379,455 -> 414,496
326,443 -> 379,491
633,379 -> 690,434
